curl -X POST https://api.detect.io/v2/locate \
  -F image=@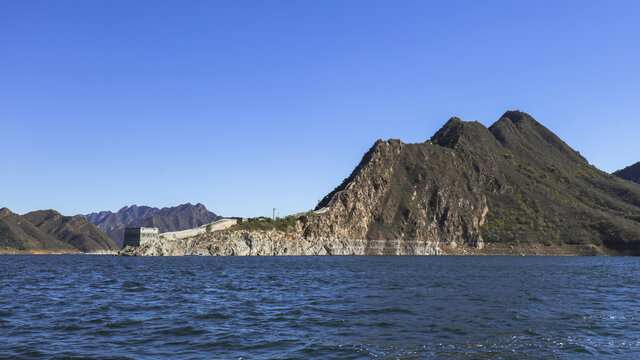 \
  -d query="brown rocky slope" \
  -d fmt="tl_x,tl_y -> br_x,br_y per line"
0,208 -> 77,254
613,162 -> 640,184
120,111 -> 640,256
23,210 -> 118,252
299,111 -> 640,255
